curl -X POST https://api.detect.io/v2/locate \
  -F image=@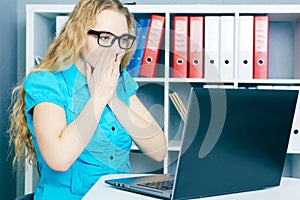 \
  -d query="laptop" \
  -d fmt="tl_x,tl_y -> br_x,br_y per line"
105,88 -> 298,200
